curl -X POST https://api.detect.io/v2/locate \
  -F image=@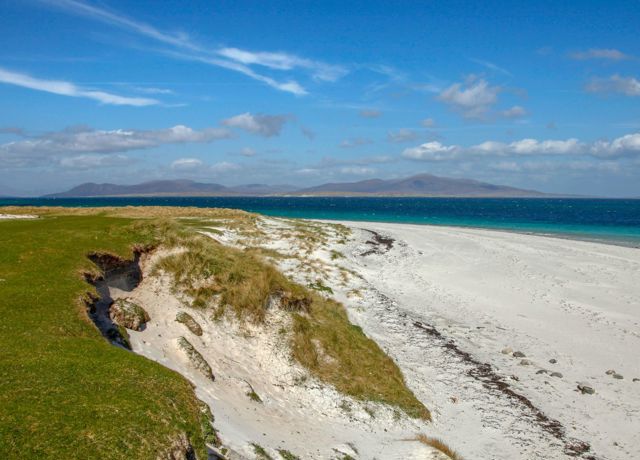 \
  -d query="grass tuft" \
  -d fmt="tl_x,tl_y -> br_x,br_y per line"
413,434 -> 463,460
277,448 -> 300,460
251,442 -> 274,460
